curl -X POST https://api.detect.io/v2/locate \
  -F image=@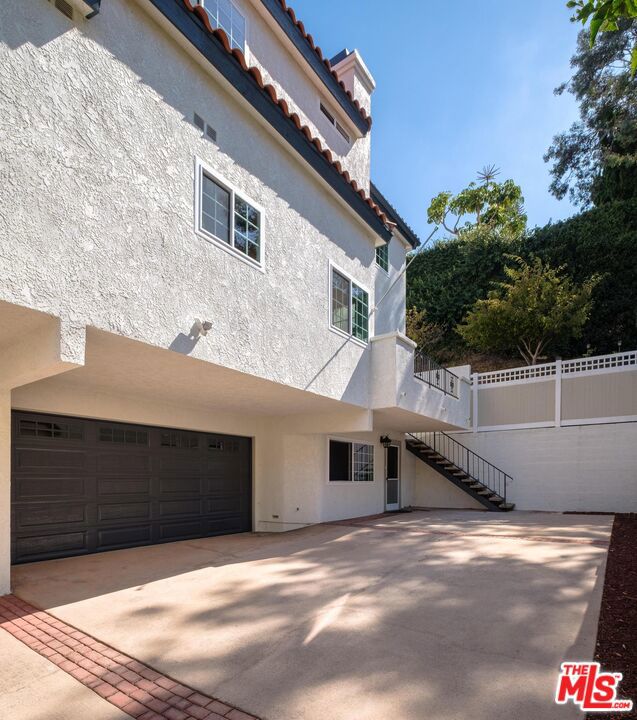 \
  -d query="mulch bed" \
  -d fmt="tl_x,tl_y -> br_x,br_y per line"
588,514 -> 637,719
